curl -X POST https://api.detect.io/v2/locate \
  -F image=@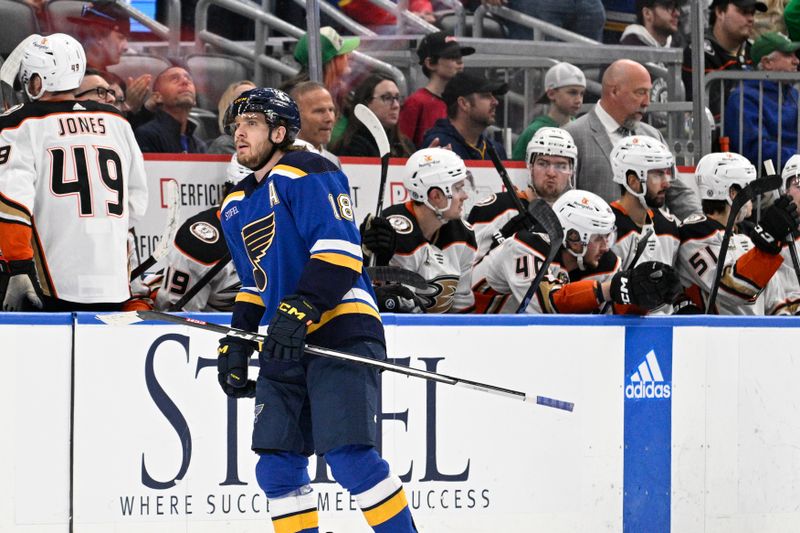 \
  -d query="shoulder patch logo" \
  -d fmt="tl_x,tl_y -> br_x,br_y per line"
388,214 -> 414,235
0,103 -> 23,117
474,193 -> 497,207
682,213 -> 706,224
189,221 -> 219,243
